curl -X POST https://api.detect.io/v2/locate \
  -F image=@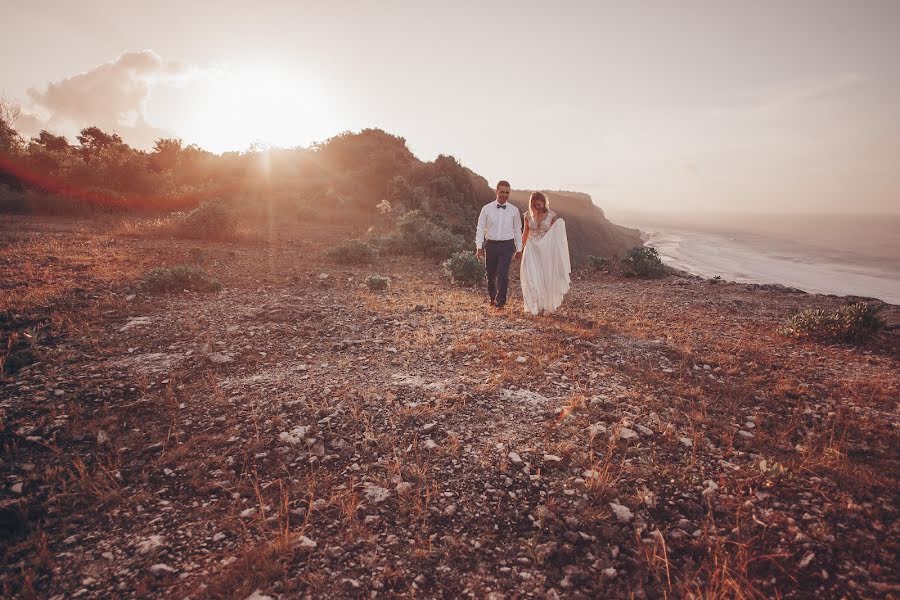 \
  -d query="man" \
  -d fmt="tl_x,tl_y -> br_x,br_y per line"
475,180 -> 522,309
